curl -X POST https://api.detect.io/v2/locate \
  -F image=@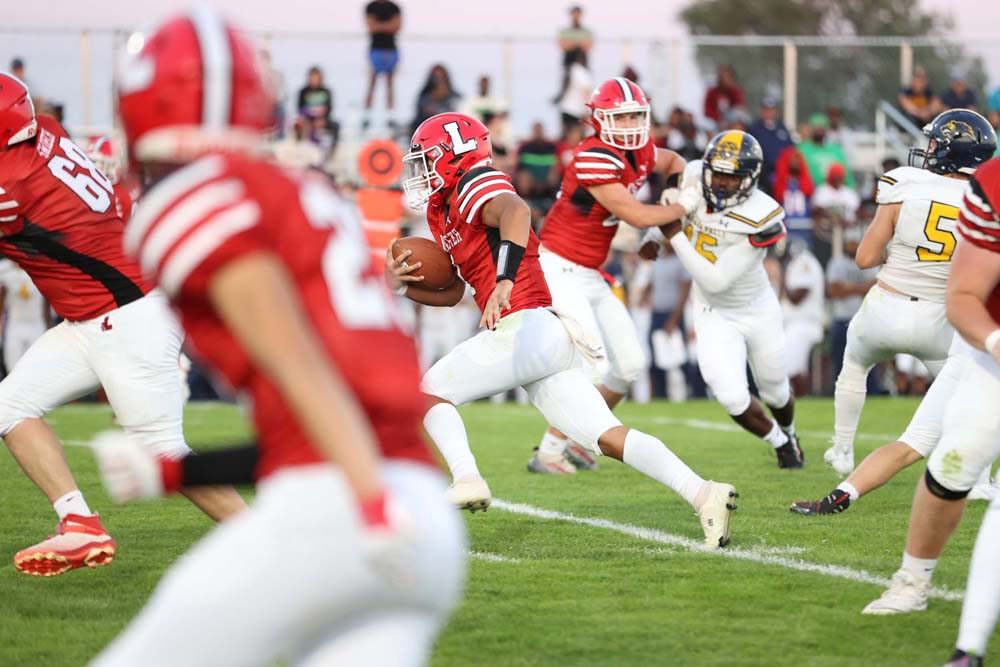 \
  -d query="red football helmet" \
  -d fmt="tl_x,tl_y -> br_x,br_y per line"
586,78 -> 651,150
402,112 -> 493,209
116,8 -> 274,165
87,135 -> 121,185
0,73 -> 37,148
